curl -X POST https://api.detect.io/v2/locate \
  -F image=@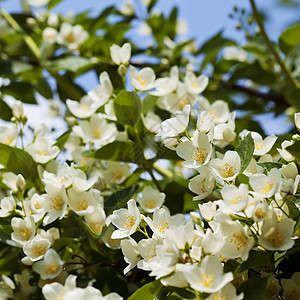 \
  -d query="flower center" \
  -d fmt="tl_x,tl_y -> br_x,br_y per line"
137,77 -> 148,87
255,142 -> 263,151
191,147 -> 208,164
230,232 -> 245,251
156,221 -> 169,233
266,227 -> 284,247
259,181 -> 274,194
199,273 -> 214,287
50,195 -> 63,211
122,216 -> 136,230
145,199 -> 156,209
221,163 -> 236,178
230,196 -> 241,205
46,263 -> 58,274
254,207 -> 265,219
34,244 -> 46,257
76,200 -> 89,211
19,227 -> 31,240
